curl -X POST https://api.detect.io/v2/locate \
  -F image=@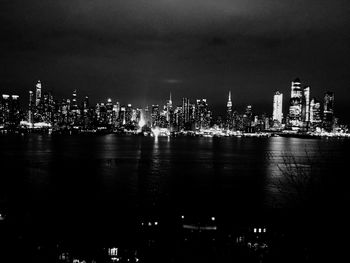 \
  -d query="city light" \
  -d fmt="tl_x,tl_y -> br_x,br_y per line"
0,79 -> 348,136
